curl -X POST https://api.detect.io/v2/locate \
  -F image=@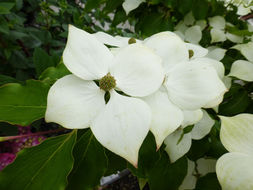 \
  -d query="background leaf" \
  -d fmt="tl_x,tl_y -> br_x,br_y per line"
0,80 -> 50,126
33,48 -> 56,77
